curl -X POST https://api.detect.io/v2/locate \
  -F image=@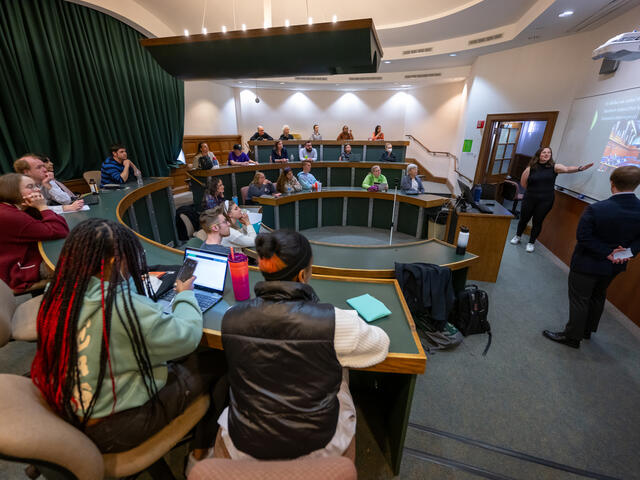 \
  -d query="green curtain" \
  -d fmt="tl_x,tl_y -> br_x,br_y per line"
0,0 -> 184,179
